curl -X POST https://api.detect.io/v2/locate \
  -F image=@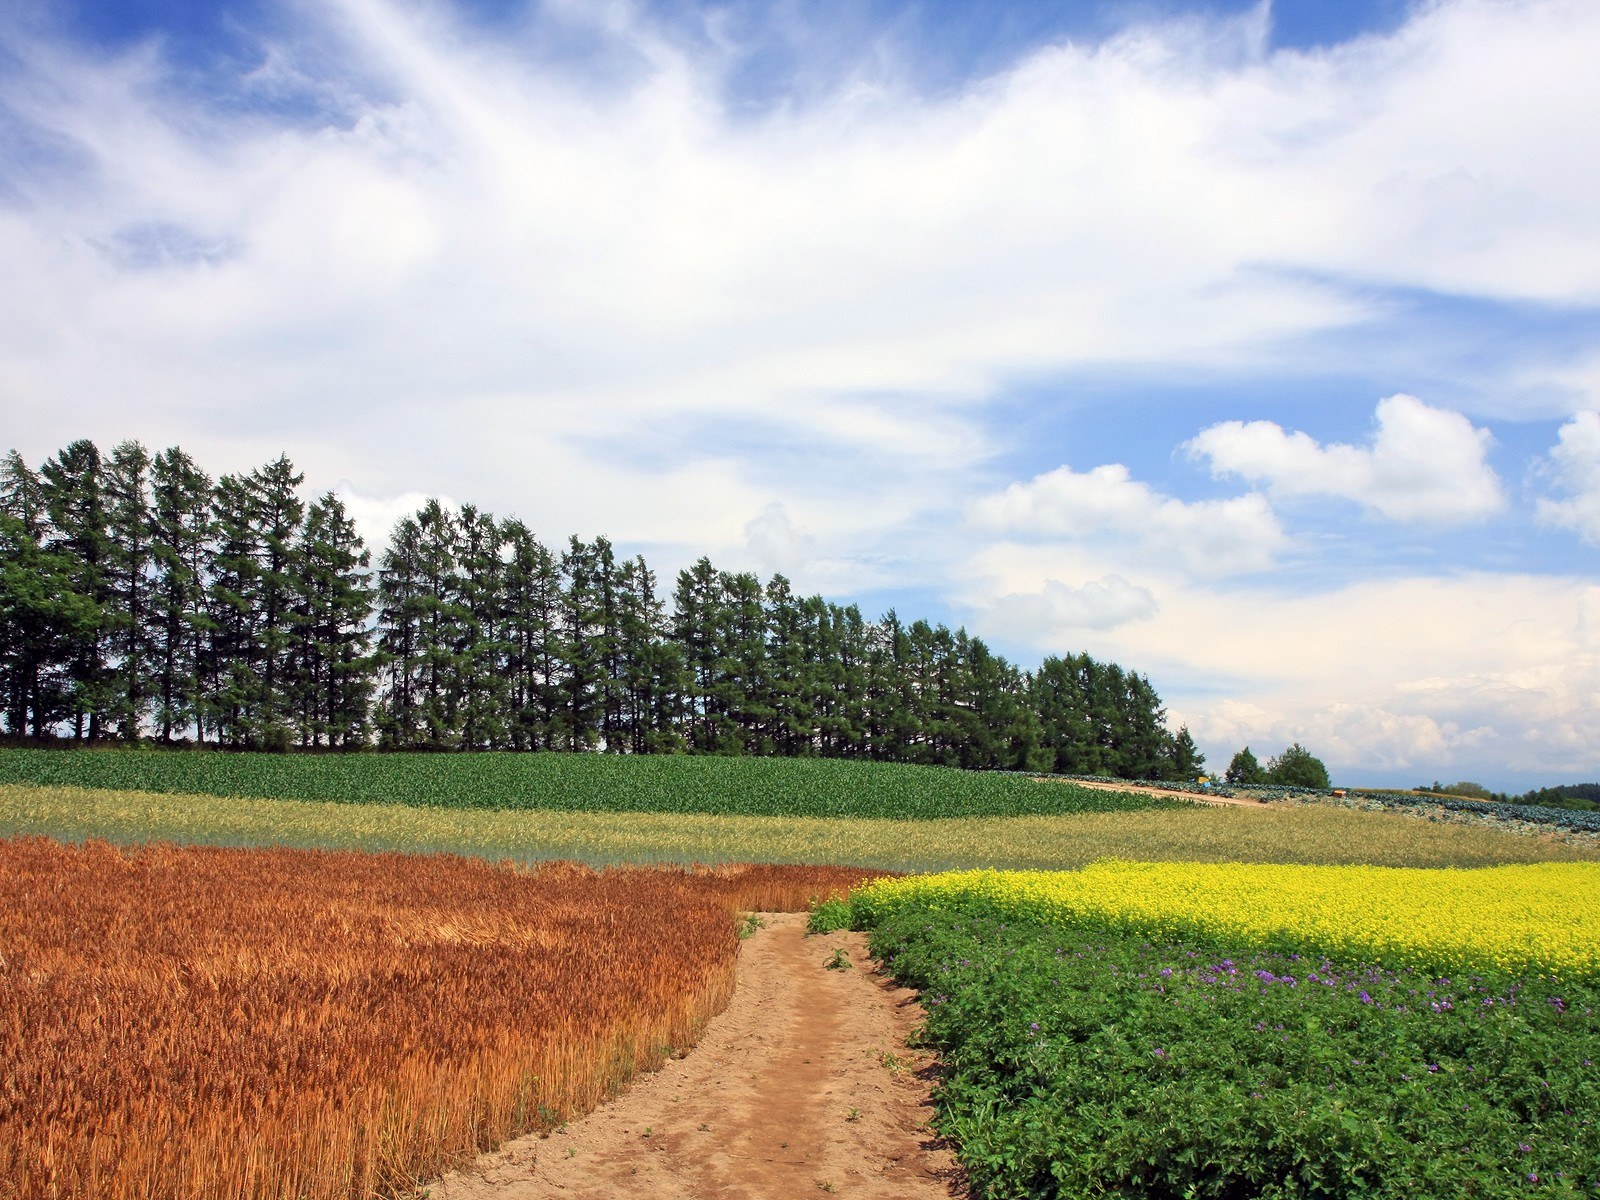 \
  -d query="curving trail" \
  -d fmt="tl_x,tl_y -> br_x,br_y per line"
430,913 -> 965,1200
1063,777 -> 1269,807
